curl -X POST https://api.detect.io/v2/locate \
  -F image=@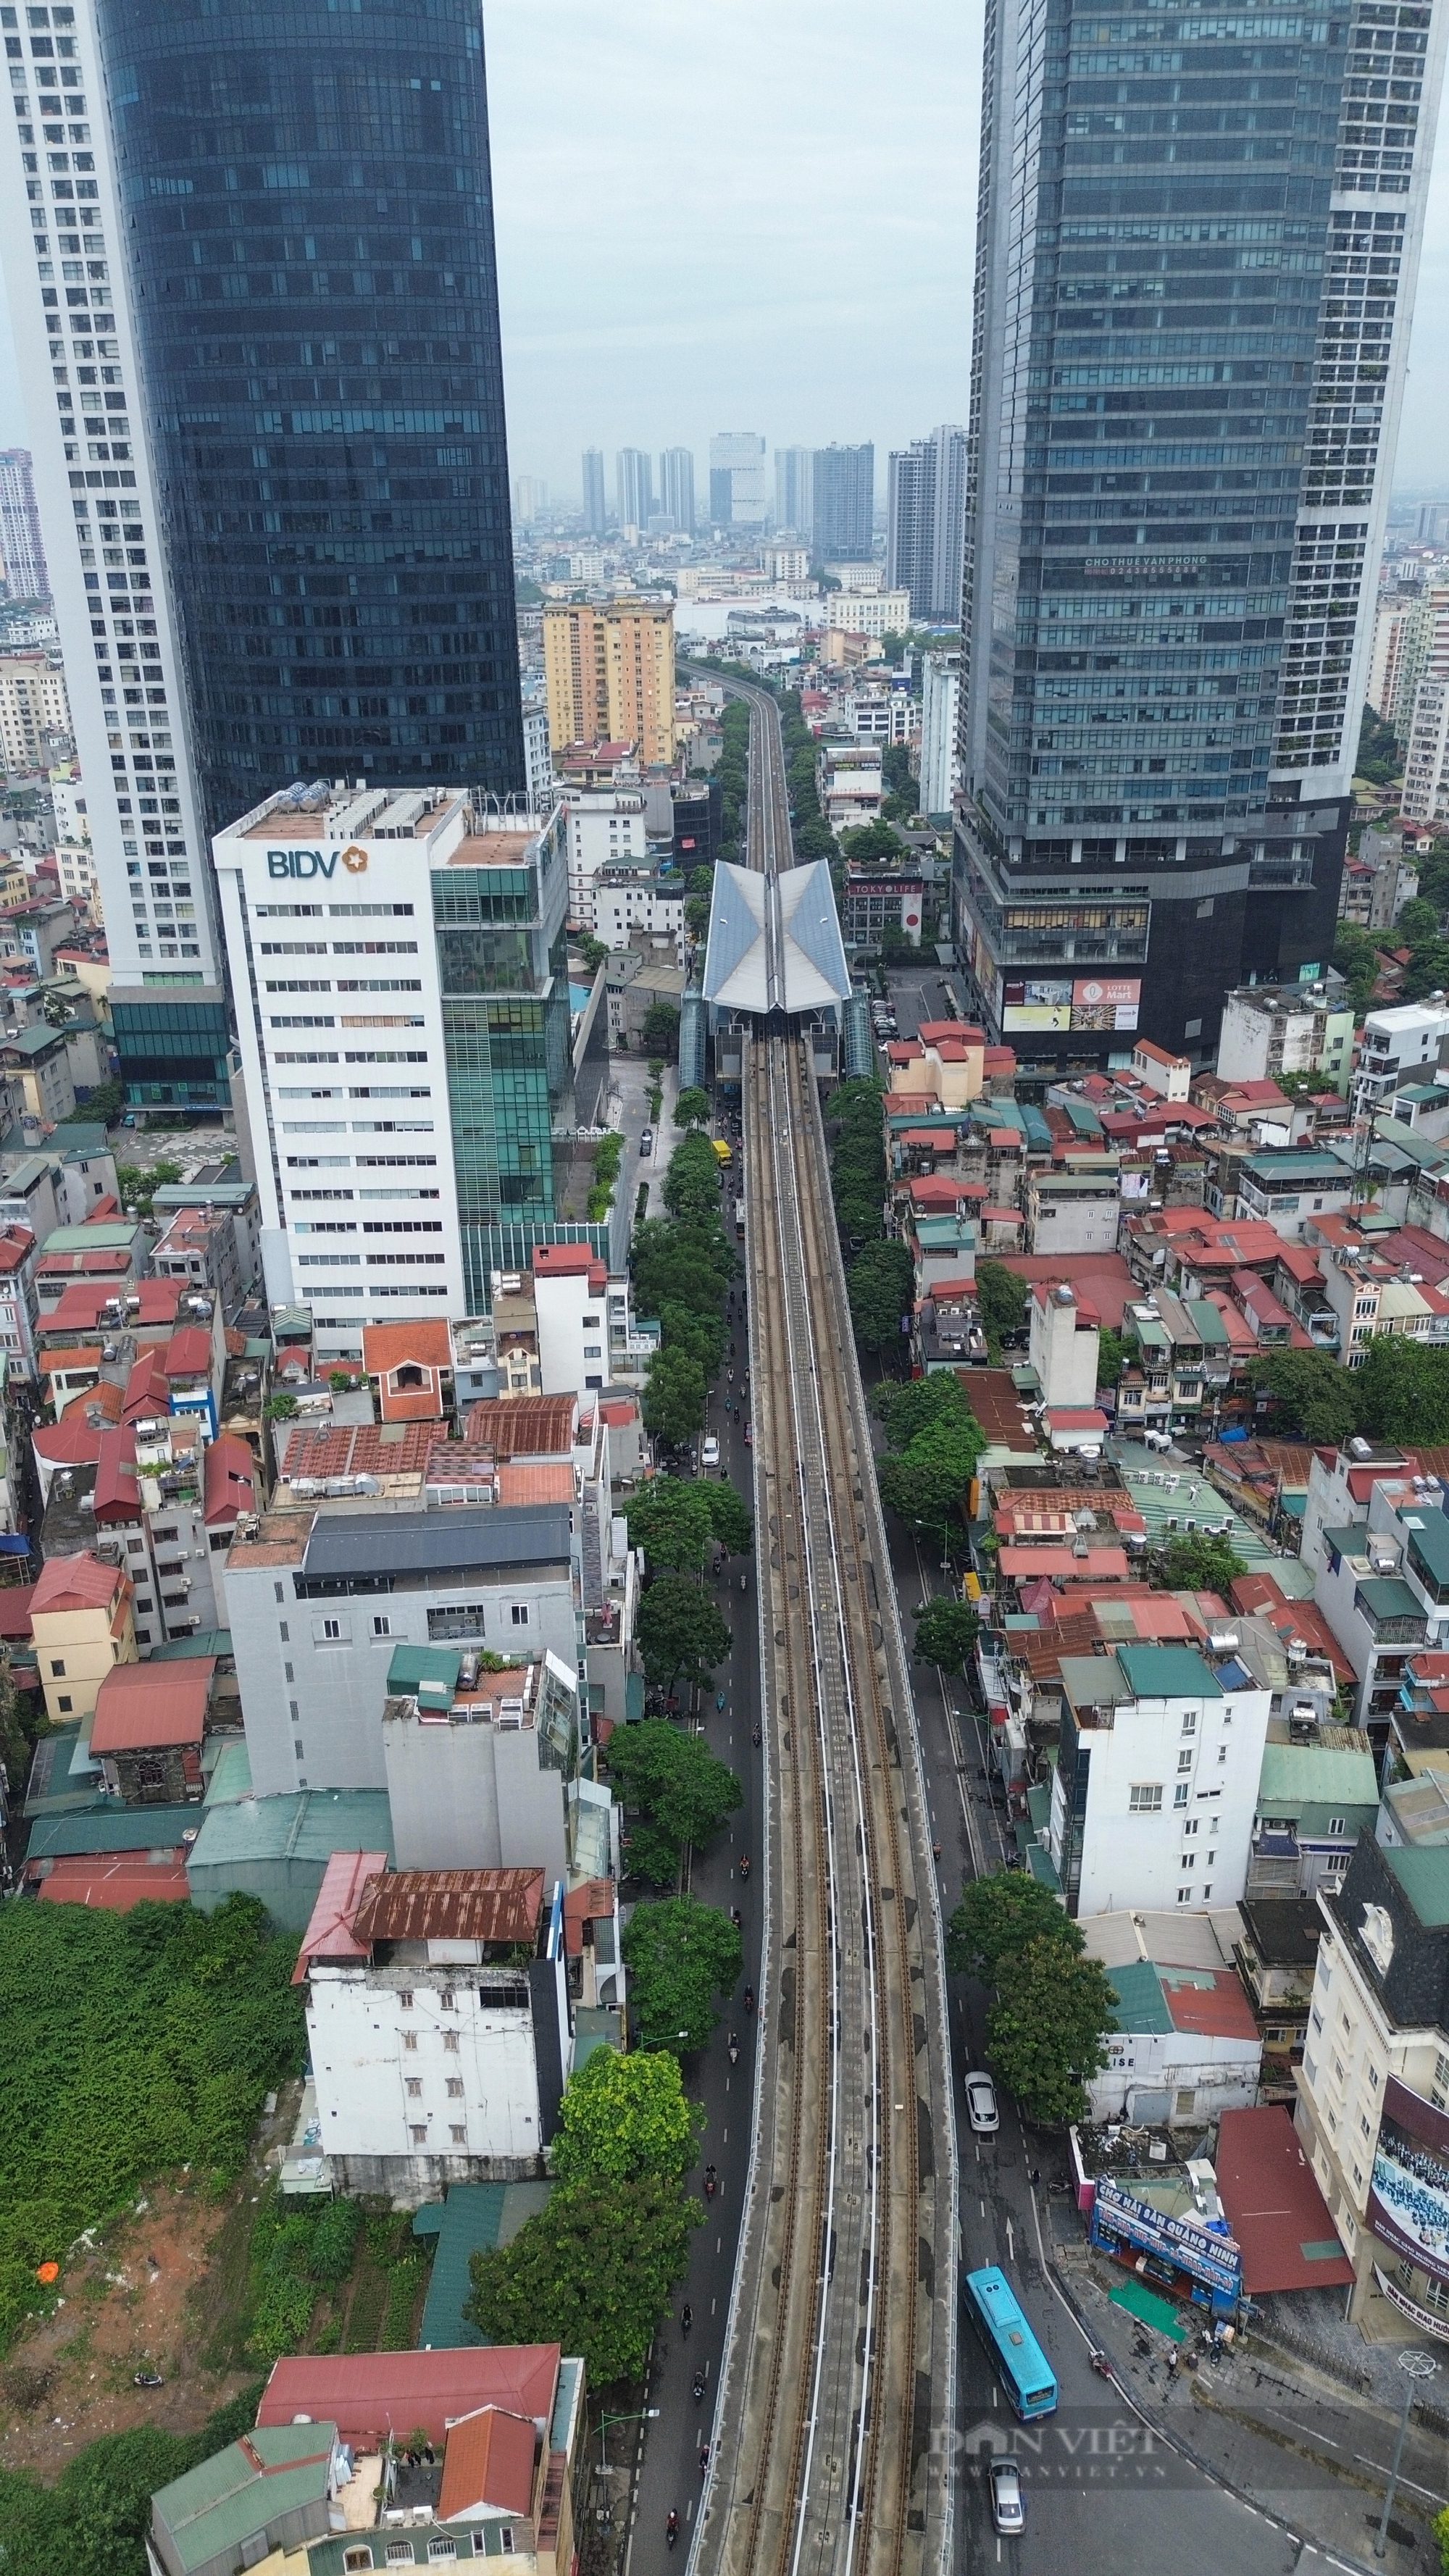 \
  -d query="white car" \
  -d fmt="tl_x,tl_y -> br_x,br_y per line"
964,2072 -> 999,2135
701,1436 -> 720,1470
989,2457 -> 1024,2535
